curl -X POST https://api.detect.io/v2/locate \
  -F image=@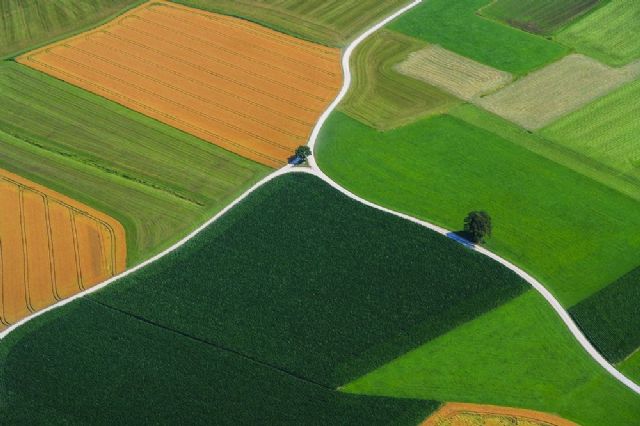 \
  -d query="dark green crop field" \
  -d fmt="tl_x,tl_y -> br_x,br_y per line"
316,112 -> 640,306
0,0 -> 140,59
341,30 -> 459,130
0,172 -> 531,421
173,0 -> 409,47
0,301 -> 436,424
571,266 -> 640,363
0,62 -> 269,264
91,173 -> 527,386
388,0 -> 567,74
480,0 -> 602,35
